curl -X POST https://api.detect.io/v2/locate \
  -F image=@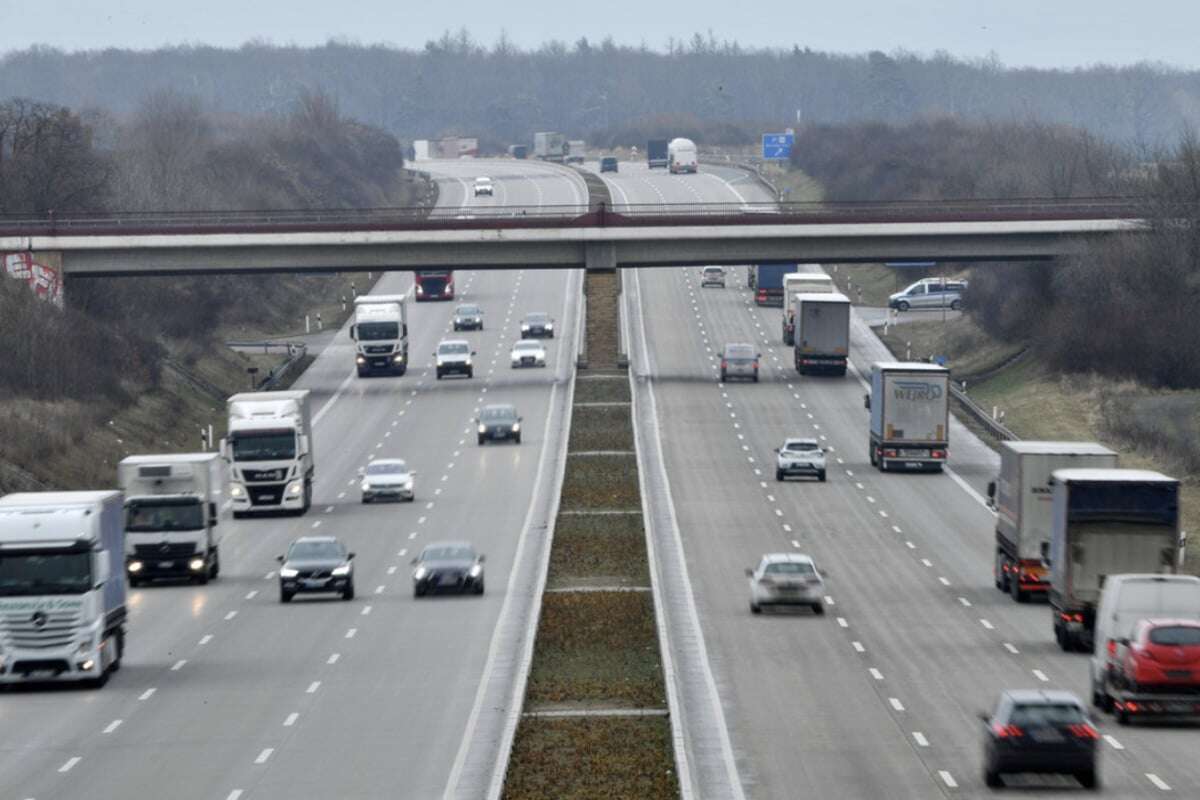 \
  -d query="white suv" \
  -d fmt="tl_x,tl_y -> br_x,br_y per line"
473,177 -> 494,197
746,553 -> 827,614
775,437 -> 827,482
